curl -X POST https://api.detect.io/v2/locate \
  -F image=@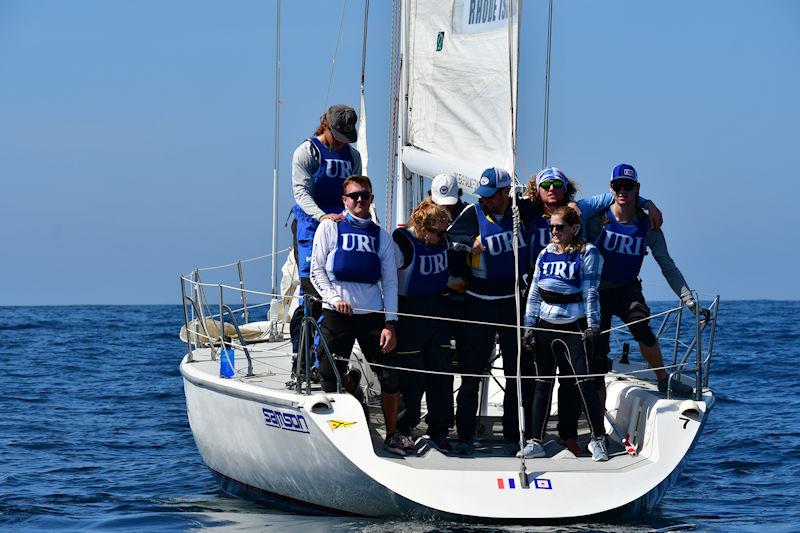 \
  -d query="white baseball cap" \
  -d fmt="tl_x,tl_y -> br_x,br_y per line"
430,174 -> 459,206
